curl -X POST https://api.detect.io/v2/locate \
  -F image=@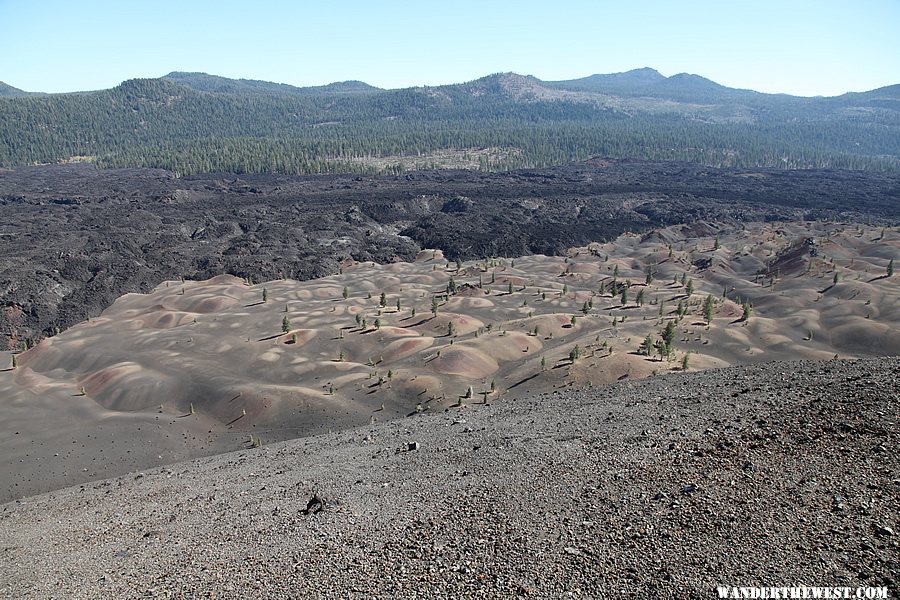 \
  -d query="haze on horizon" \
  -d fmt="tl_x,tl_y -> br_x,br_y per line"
1,0 -> 898,97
